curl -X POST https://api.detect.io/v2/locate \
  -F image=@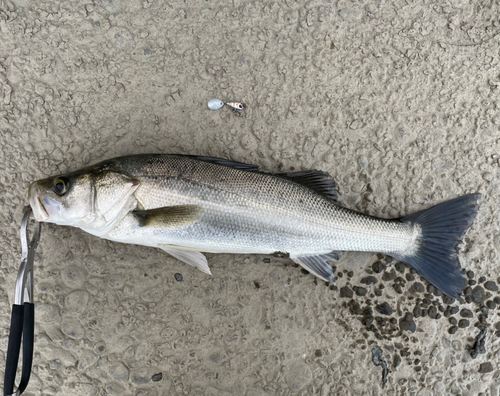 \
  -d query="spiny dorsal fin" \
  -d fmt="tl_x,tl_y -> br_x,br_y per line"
278,170 -> 340,201
176,155 -> 260,171
133,205 -> 203,227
